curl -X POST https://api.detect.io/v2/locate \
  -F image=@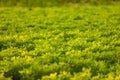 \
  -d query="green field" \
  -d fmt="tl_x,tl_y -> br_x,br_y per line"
0,0 -> 120,7
0,6 -> 120,80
